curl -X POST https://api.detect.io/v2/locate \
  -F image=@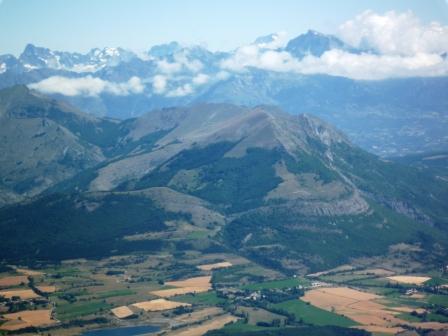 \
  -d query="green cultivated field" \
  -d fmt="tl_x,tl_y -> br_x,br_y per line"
56,300 -> 111,321
94,289 -> 136,299
272,299 -> 357,327
429,294 -> 448,307
399,311 -> 448,323
174,291 -> 226,305
186,231 -> 209,239
426,313 -> 448,323
220,320 -> 270,332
